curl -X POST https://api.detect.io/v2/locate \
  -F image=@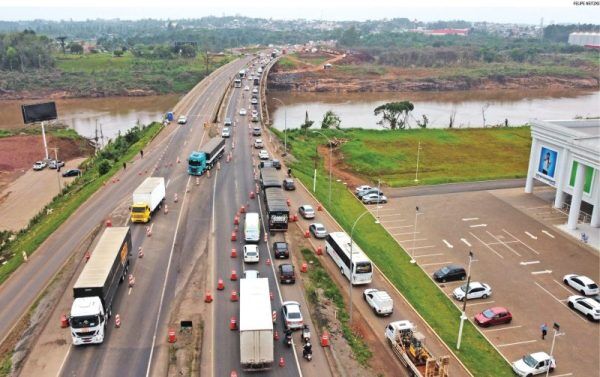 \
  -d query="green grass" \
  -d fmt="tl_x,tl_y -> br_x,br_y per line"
0,353 -> 10,377
285,127 -> 530,187
0,130 -> 11,138
275,56 -> 299,70
282,128 -> 521,376
440,62 -> 590,80
336,64 -> 388,76
301,248 -> 372,366
0,122 -> 162,285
